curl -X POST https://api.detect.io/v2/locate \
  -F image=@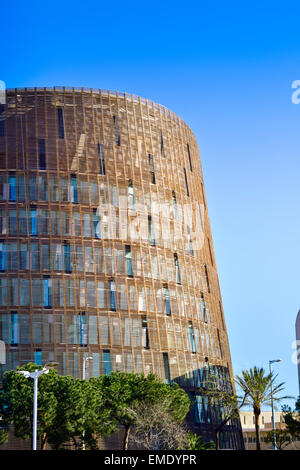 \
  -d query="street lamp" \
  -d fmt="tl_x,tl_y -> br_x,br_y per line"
269,359 -> 282,451
17,368 -> 49,450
